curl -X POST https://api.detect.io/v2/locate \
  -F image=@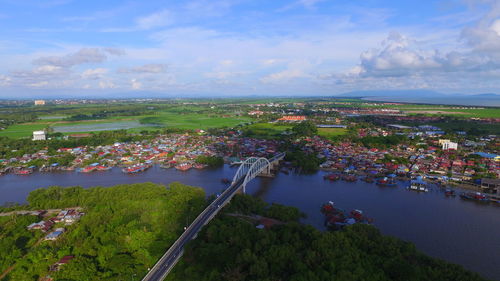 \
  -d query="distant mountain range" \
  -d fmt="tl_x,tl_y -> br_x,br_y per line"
339,90 -> 500,106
